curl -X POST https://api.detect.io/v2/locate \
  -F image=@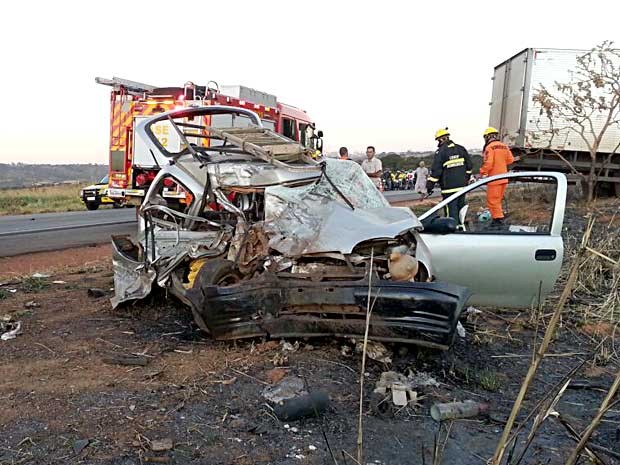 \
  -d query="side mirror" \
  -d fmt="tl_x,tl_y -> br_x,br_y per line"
422,216 -> 457,234
317,130 -> 324,138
